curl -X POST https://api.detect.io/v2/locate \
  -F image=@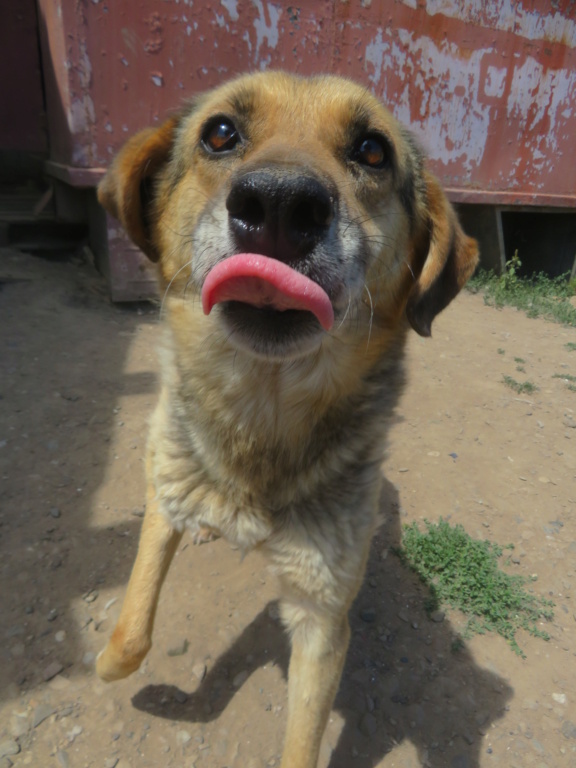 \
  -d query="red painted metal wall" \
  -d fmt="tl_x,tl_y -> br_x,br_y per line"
37,1 -> 576,207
